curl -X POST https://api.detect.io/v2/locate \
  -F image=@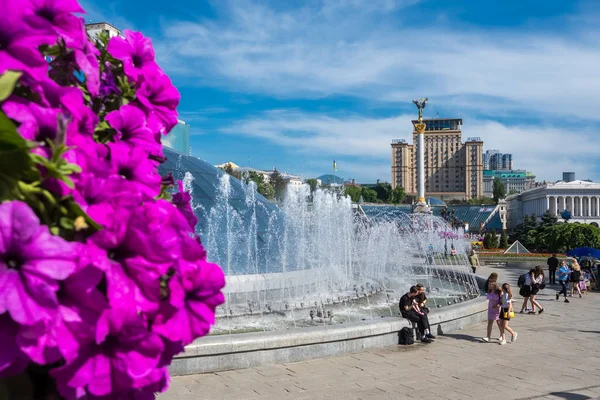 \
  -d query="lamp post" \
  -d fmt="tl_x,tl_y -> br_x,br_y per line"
412,97 -> 431,214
